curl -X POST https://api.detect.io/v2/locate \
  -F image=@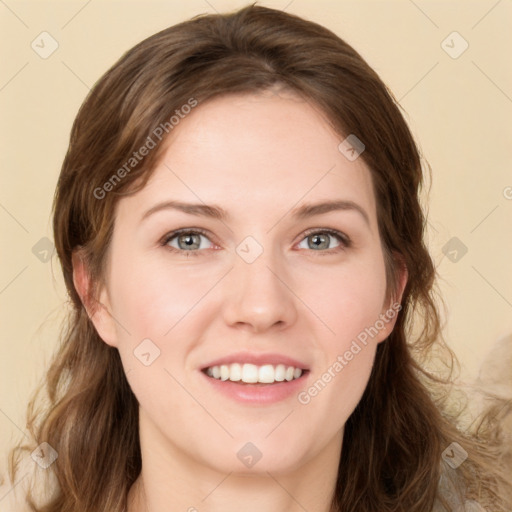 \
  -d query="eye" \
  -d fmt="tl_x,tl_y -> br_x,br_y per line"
160,227 -> 351,257
296,229 -> 351,254
161,228 -> 215,256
